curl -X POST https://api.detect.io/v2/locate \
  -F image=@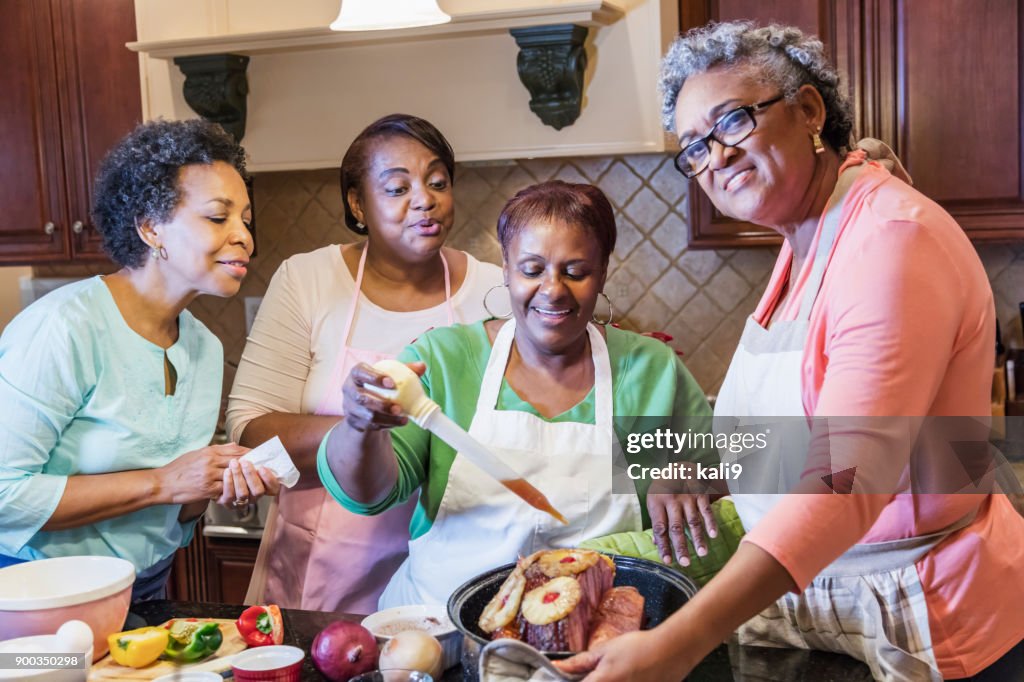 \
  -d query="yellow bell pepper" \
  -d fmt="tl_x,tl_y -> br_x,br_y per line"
106,626 -> 170,668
